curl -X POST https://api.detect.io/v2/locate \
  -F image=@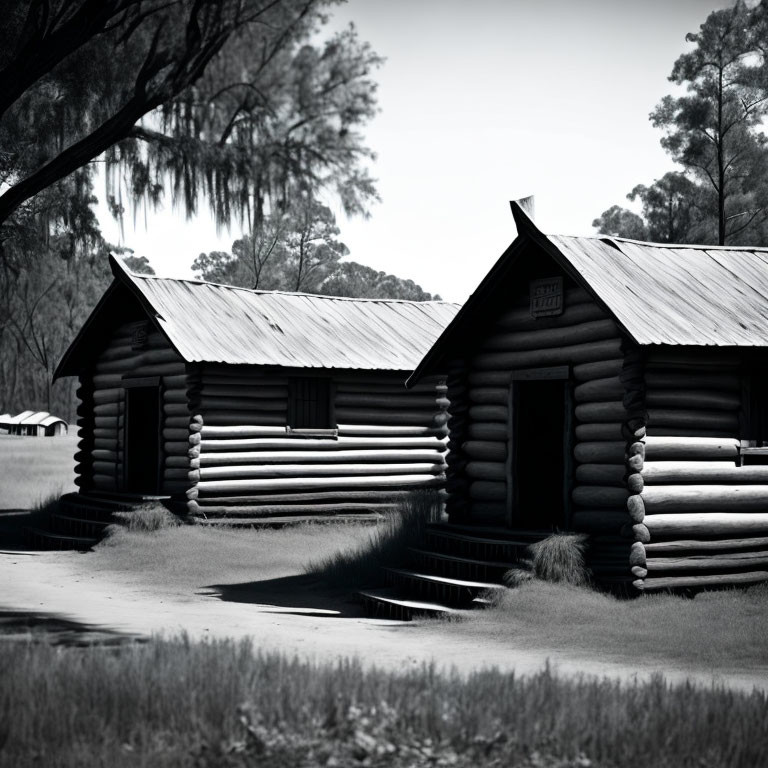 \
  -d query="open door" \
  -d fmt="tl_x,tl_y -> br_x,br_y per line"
124,385 -> 161,494
508,368 -> 572,530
